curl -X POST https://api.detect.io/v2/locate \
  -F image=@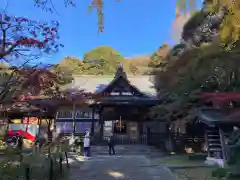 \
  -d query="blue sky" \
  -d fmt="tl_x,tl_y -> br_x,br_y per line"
0,0 -> 199,64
